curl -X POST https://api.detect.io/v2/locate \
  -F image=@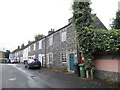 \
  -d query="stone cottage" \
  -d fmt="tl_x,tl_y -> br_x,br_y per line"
9,17 -> 120,83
